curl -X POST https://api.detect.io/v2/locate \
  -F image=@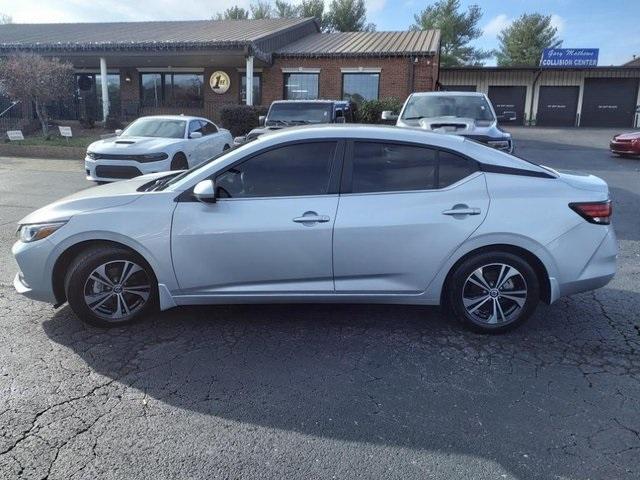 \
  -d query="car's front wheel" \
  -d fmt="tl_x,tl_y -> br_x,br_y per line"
446,251 -> 540,333
64,246 -> 158,327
